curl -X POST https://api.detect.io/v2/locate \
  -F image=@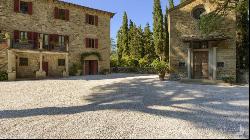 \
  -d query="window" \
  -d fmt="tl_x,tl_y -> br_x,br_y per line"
58,36 -> 65,47
86,38 -> 98,48
86,14 -> 98,26
54,7 -> 69,21
217,62 -> 224,68
58,59 -> 65,66
179,62 -> 186,68
19,58 -> 28,66
20,31 -> 28,42
20,1 -> 29,14
192,6 -> 206,20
